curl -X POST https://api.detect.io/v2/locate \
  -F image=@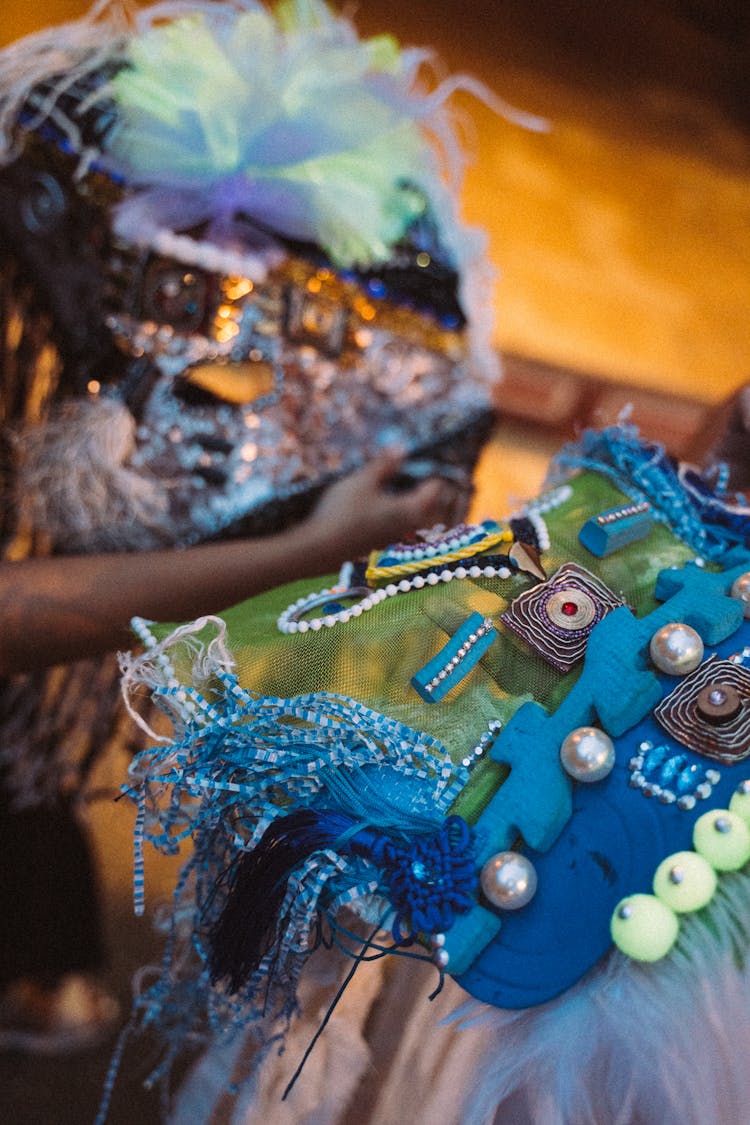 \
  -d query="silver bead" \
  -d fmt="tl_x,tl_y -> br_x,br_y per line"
480,851 -> 538,911
430,932 -> 446,948
669,865 -> 685,884
714,816 -> 732,834
649,622 -> 704,675
434,948 -> 450,969
559,726 -> 615,783
730,572 -> 750,618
